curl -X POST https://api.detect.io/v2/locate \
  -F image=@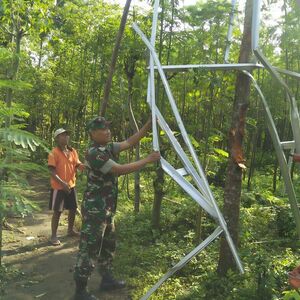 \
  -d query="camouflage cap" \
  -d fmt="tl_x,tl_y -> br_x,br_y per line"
86,116 -> 111,131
